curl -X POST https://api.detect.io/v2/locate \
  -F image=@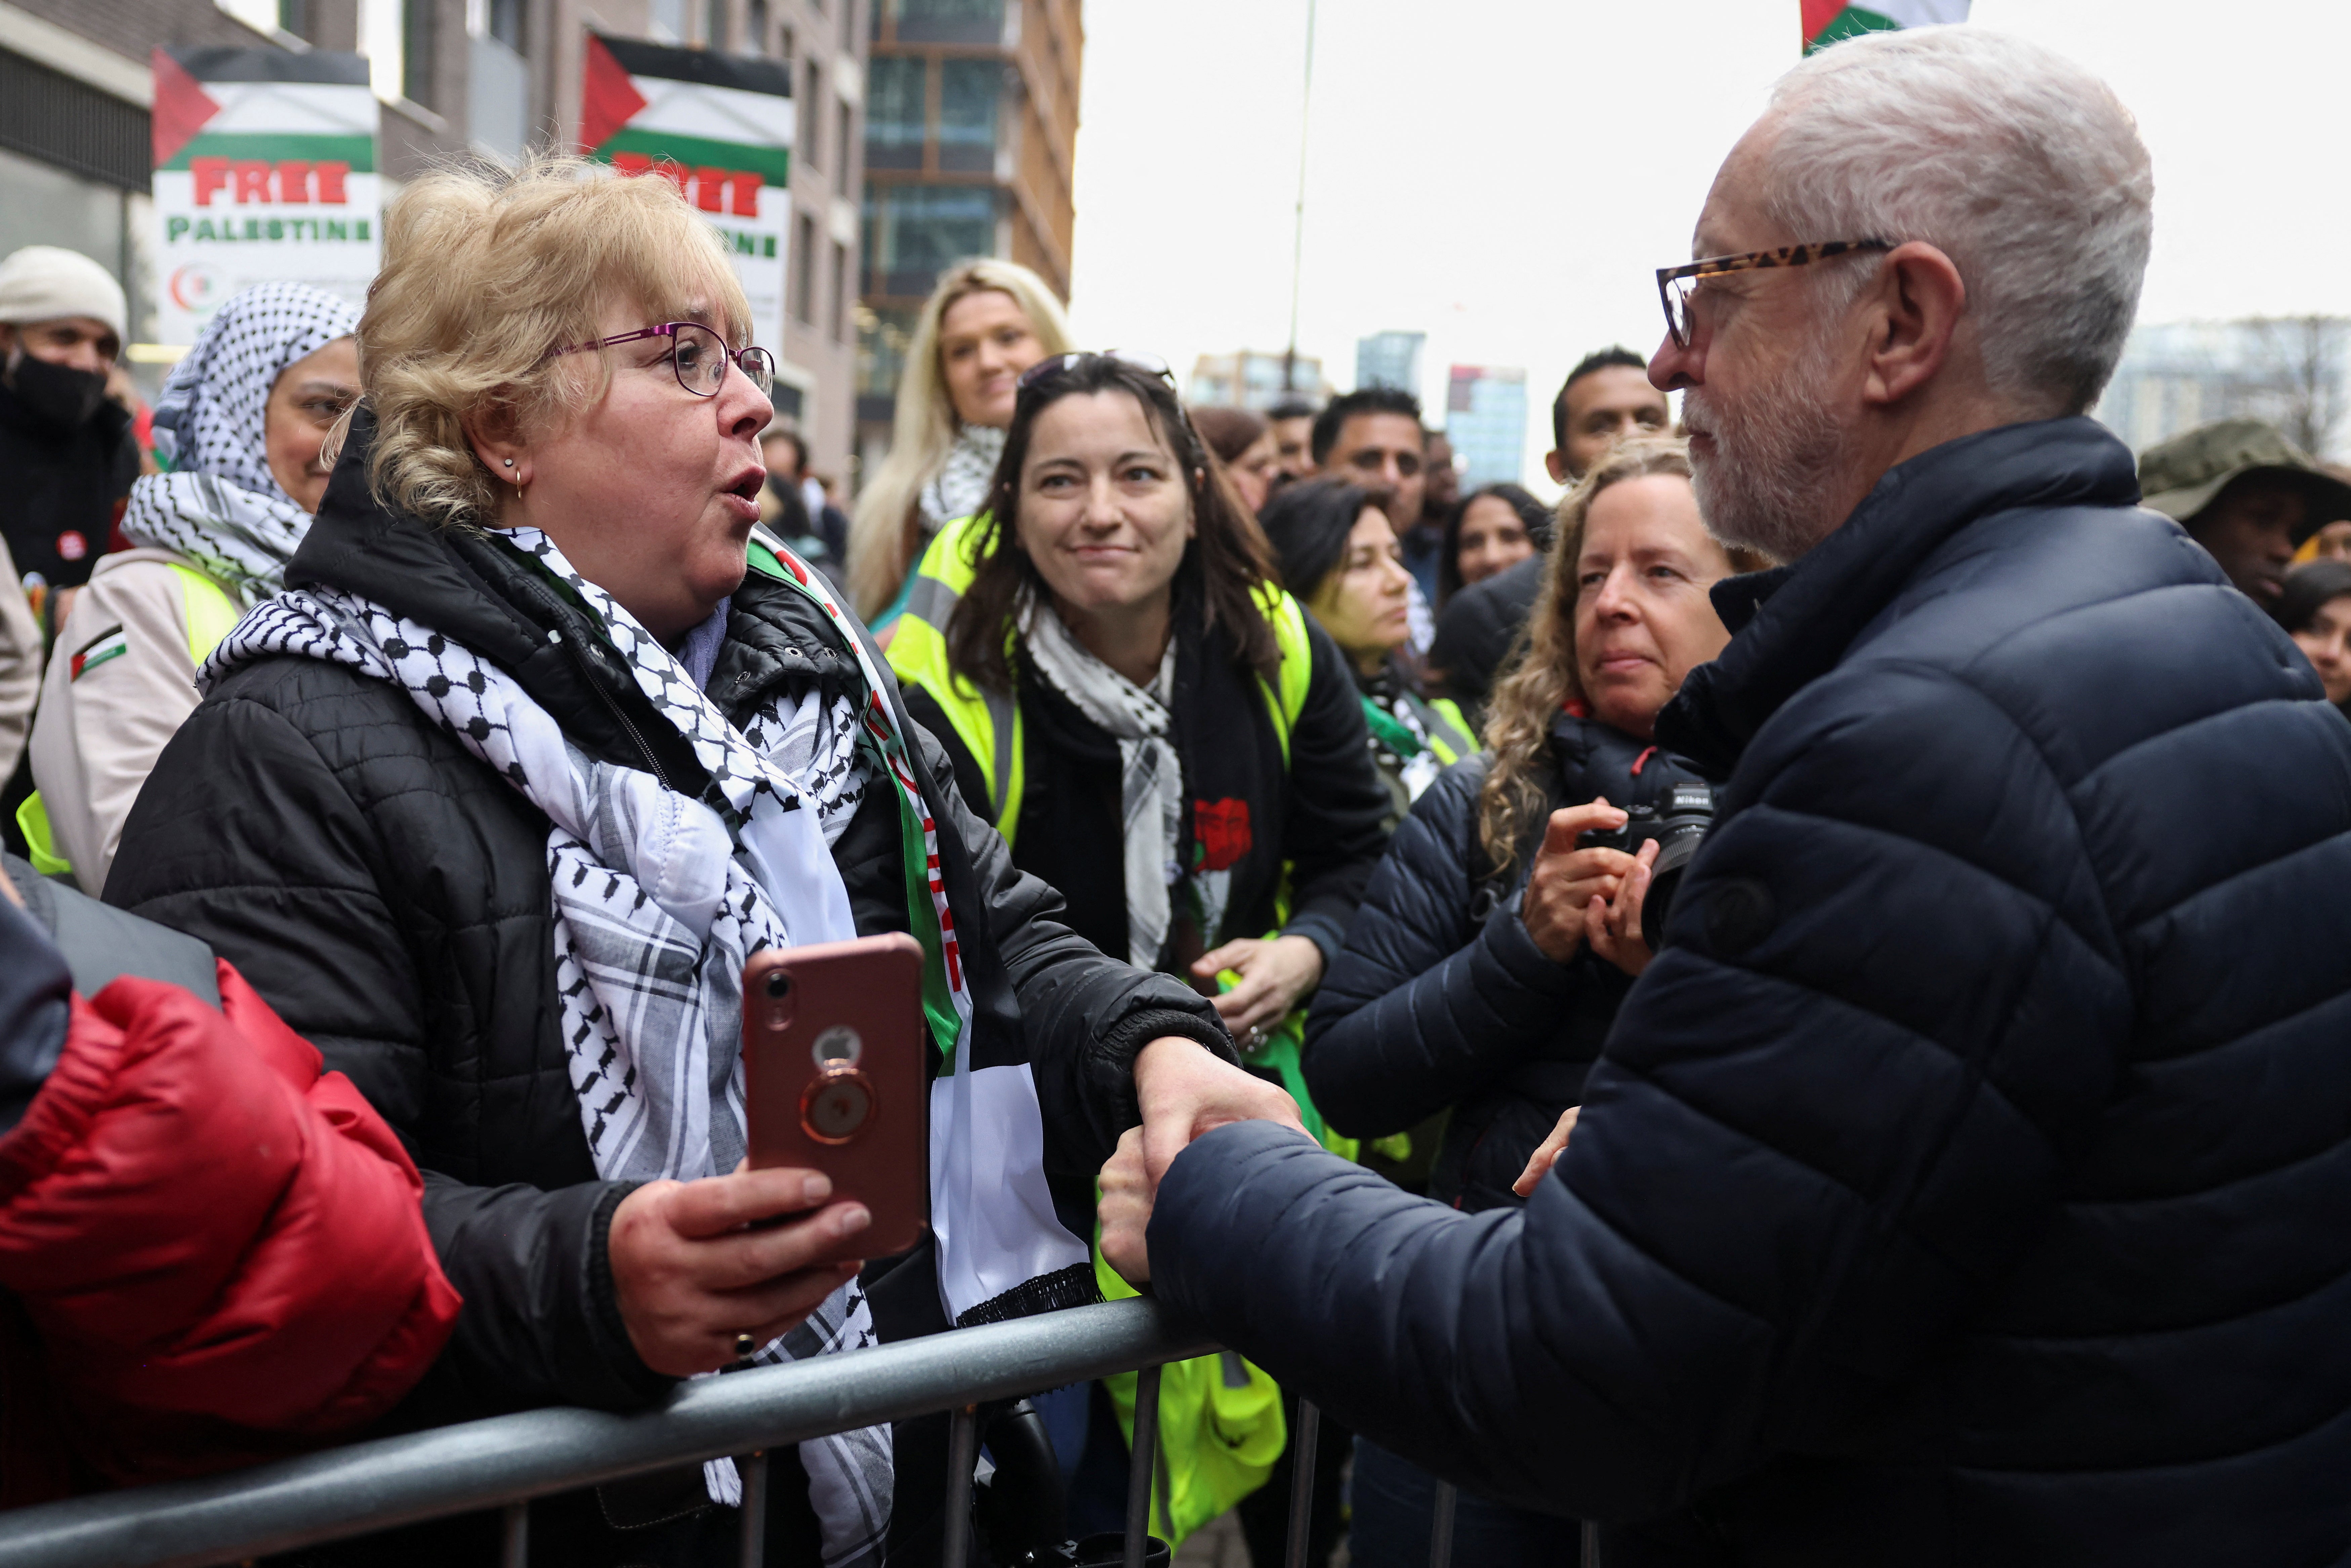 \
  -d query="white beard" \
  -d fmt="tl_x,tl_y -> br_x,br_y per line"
1685,335 -> 1848,565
